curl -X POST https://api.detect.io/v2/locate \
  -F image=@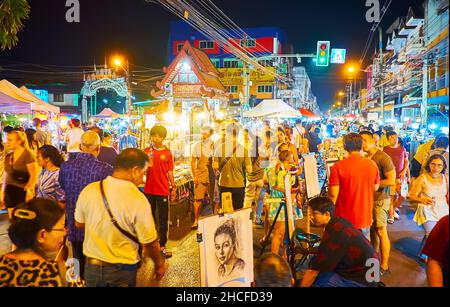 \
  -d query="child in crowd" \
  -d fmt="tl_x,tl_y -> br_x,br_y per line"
144,125 -> 176,258
264,150 -> 303,258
